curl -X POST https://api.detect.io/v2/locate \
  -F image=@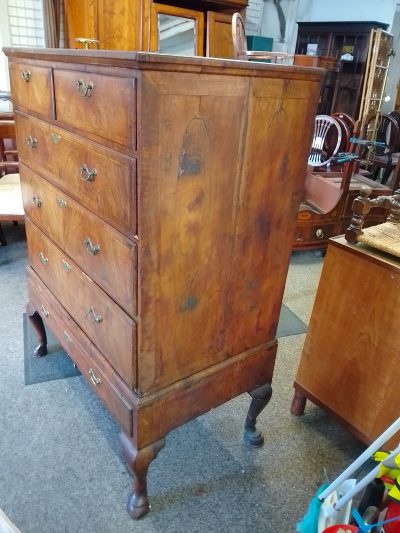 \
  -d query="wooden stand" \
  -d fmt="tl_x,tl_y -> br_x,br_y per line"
291,236 -> 400,450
